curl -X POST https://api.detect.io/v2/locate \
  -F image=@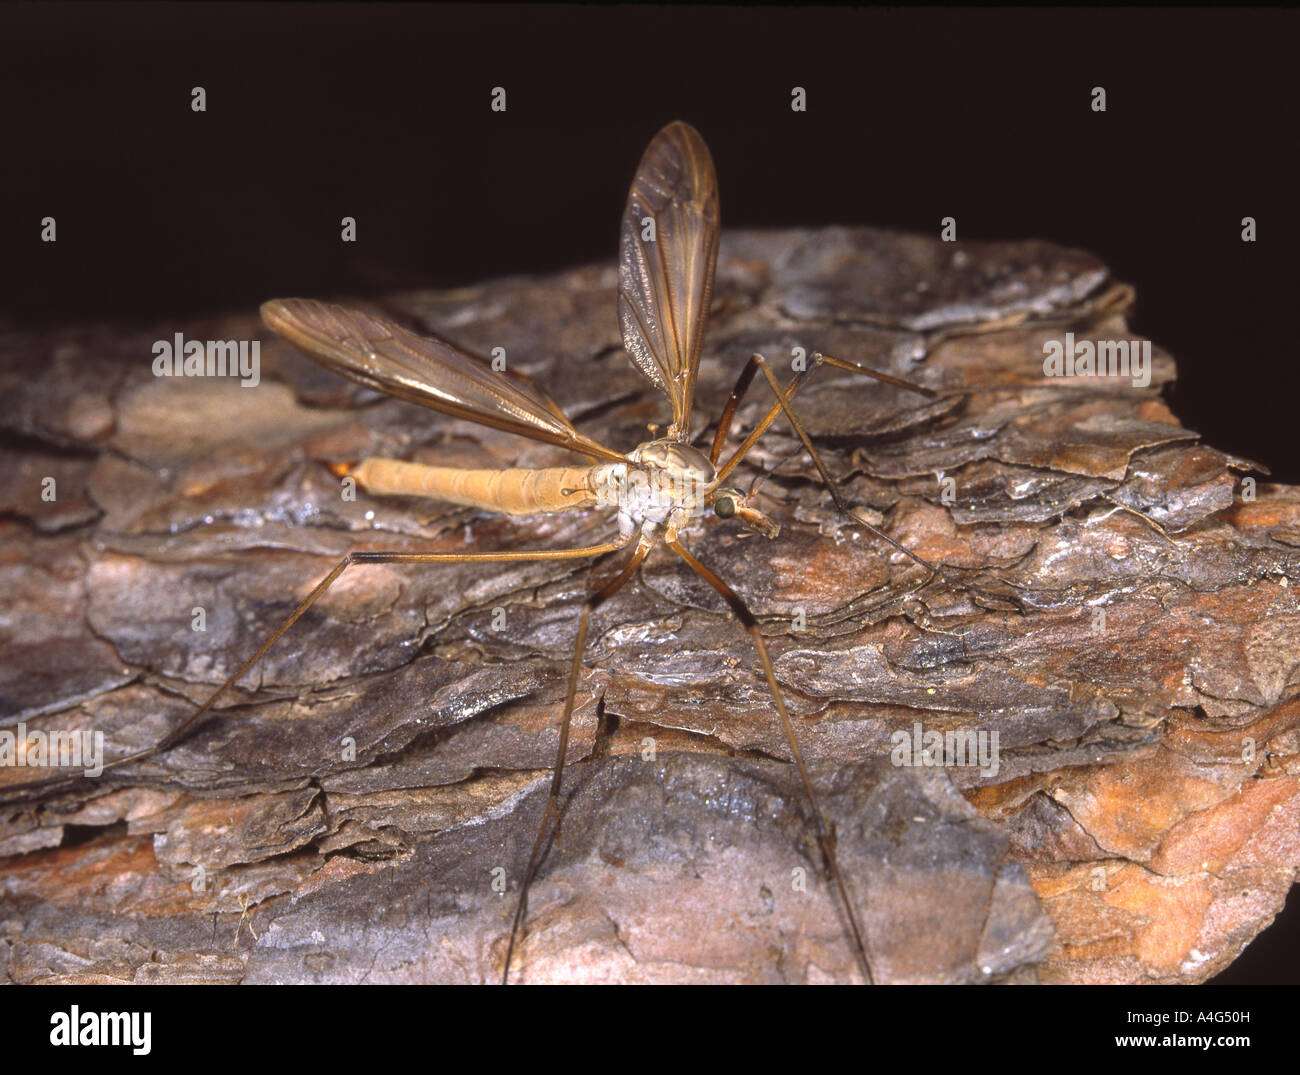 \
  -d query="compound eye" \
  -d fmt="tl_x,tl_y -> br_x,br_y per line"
714,495 -> 736,519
